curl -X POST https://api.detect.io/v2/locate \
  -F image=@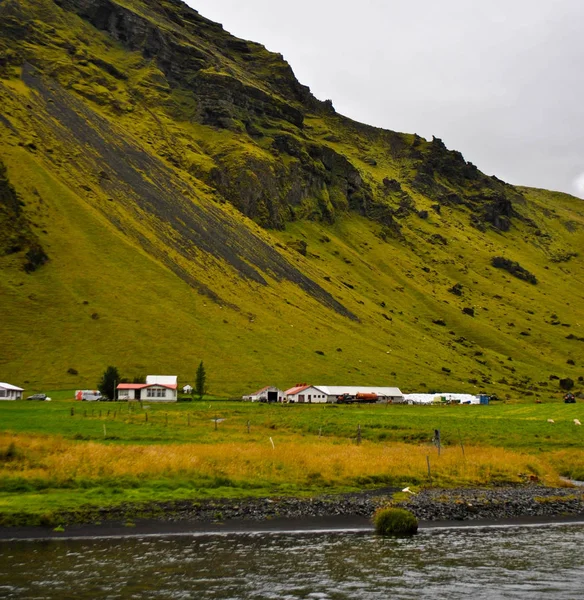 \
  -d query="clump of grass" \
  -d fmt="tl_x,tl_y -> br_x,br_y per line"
373,507 -> 418,536
0,442 -> 21,462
